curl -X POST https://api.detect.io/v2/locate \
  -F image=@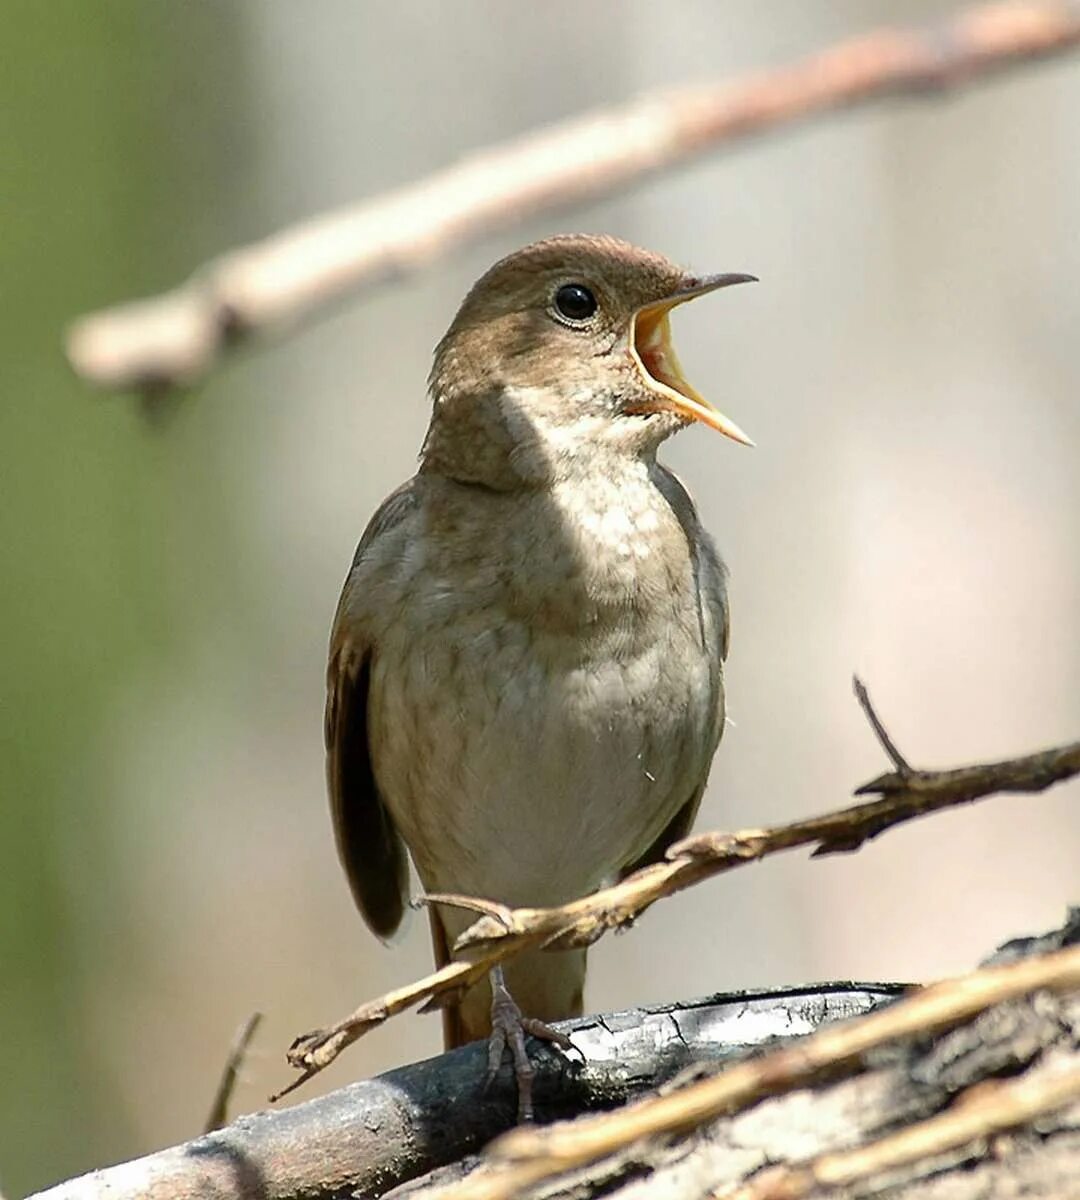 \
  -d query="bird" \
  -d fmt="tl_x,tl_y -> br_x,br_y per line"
325,234 -> 754,1118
